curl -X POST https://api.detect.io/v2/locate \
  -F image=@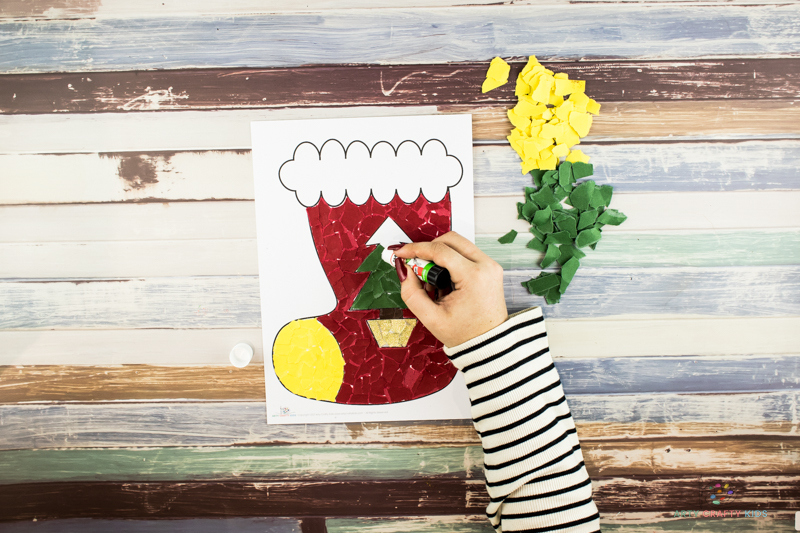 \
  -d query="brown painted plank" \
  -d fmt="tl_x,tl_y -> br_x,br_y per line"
0,365 -> 266,402
0,476 -> 796,520
2,60 -> 799,114
464,100 -> 800,141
